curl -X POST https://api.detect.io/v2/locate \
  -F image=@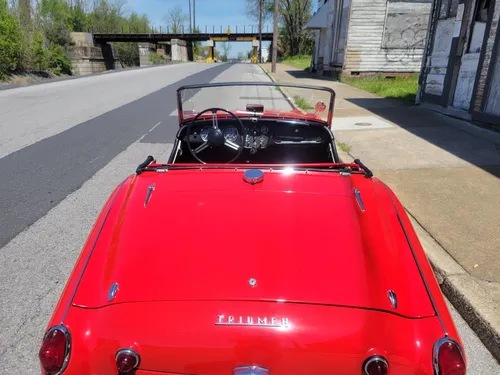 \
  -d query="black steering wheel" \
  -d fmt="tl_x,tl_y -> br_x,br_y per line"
186,108 -> 245,164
